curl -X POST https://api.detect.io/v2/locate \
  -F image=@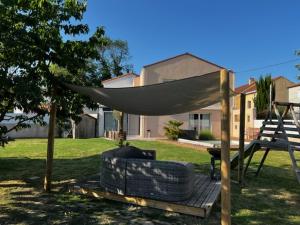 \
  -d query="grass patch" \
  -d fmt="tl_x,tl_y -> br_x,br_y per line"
0,138 -> 299,224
